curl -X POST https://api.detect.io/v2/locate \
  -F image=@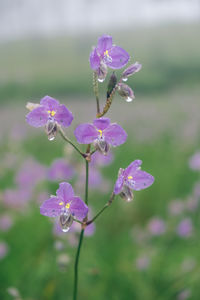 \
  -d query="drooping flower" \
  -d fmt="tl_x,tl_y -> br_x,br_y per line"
74,117 -> 127,155
114,160 -> 154,201
26,95 -> 73,140
90,35 -> 130,81
47,159 -> 75,181
40,182 -> 88,232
